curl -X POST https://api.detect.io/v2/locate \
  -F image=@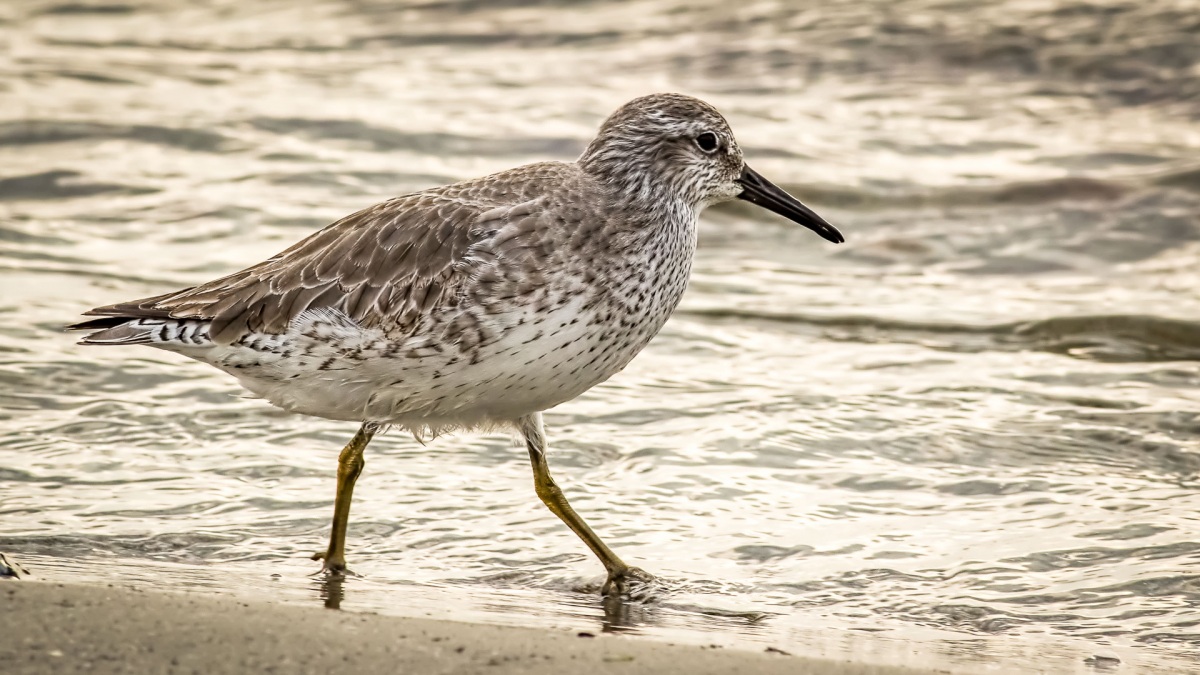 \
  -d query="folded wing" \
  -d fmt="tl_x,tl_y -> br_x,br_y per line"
71,166 -> 564,345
